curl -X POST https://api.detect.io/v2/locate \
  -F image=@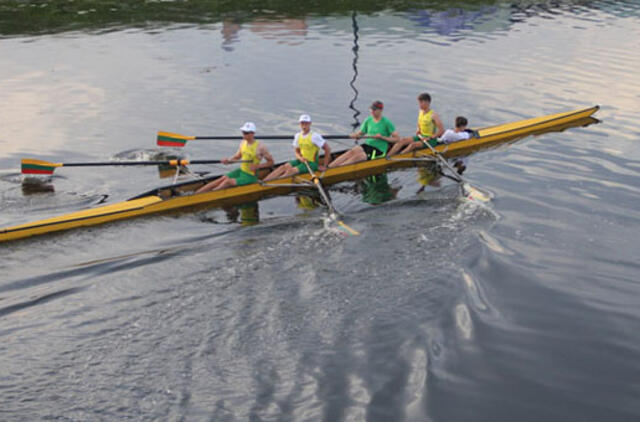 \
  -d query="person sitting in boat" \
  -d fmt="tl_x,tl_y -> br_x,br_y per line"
328,100 -> 400,167
195,122 -> 274,193
388,92 -> 444,155
440,116 -> 475,143
263,114 -> 331,181
440,116 -> 475,175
